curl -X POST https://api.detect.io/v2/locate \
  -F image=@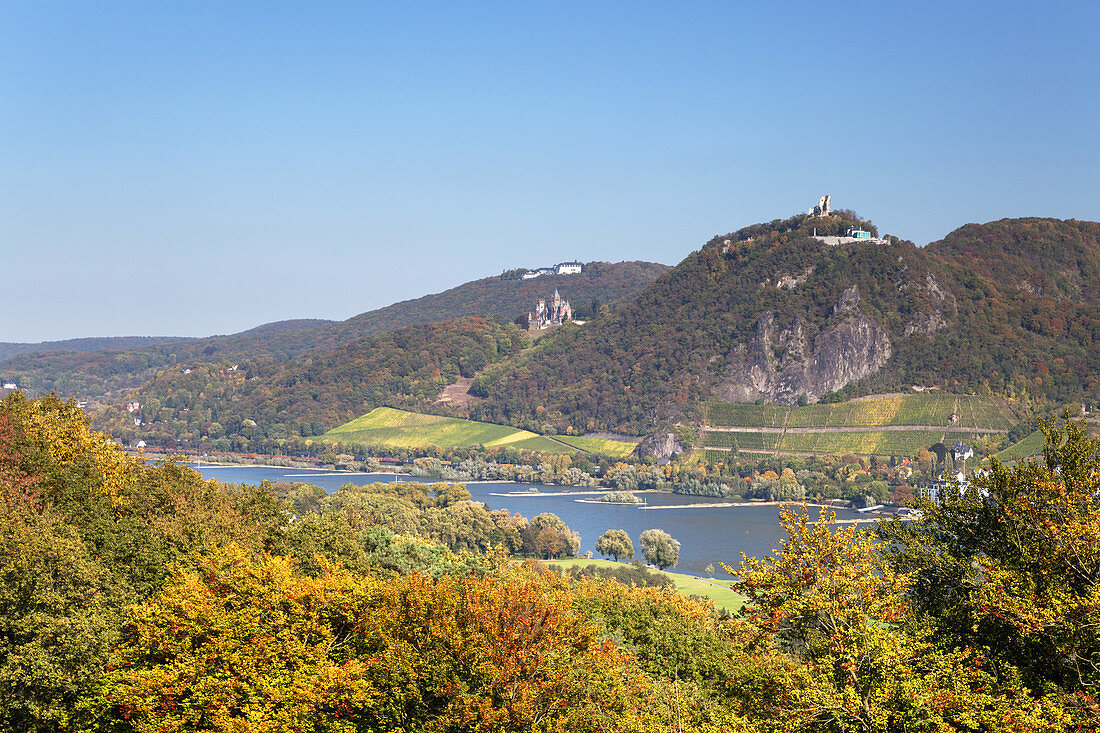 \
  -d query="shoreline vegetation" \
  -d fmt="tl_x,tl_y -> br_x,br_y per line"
189,457 -> 909,516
